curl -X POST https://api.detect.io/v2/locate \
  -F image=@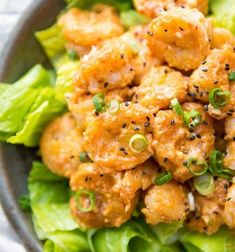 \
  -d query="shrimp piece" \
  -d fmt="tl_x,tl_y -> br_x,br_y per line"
58,5 -> 124,48
145,8 -> 211,71
189,48 -> 235,103
40,113 -> 82,177
211,28 -> 235,51
70,163 -> 137,228
133,0 -> 208,18
187,178 -> 228,234
134,66 -> 188,113
83,102 -> 154,171
74,38 -> 135,94
224,183 -> 235,228
142,181 -> 189,225
152,103 -> 215,182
